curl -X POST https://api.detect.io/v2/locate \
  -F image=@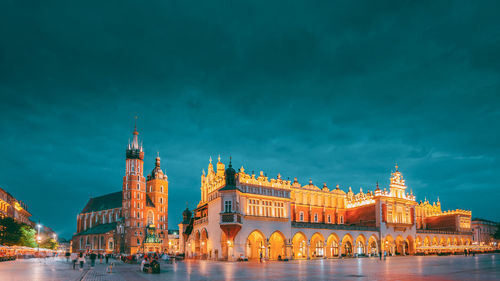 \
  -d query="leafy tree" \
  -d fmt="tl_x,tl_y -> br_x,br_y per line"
19,224 -> 37,247
0,217 -> 21,245
40,238 -> 58,250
